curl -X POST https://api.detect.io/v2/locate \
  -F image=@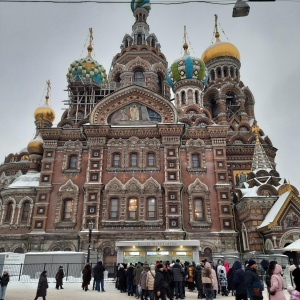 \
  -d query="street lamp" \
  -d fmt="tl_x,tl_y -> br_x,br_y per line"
232,0 -> 250,17
87,221 -> 93,264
